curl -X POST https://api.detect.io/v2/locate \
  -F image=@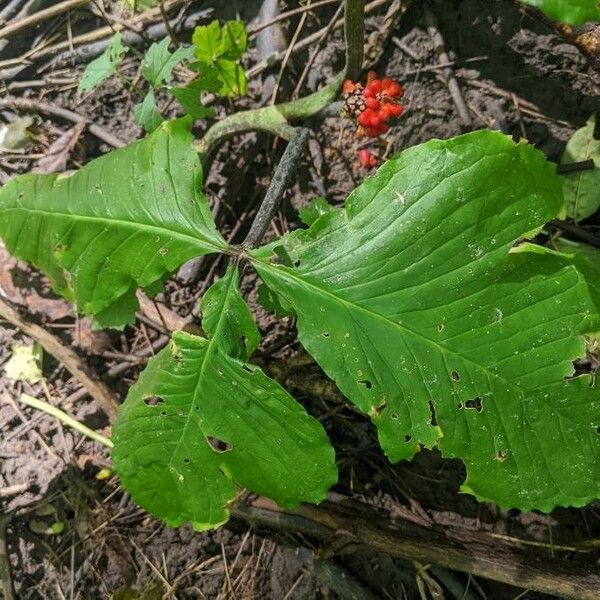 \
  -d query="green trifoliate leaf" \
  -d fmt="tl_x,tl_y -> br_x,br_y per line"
561,115 -> 600,221
250,130 -> 600,511
213,59 -> 247,96
141,37 -> 196,88
112,266 -> 336,530
520,0 -> 600,24
0,119 -> 227,327
133,91 -> 164,132
79,32 -> 128,92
